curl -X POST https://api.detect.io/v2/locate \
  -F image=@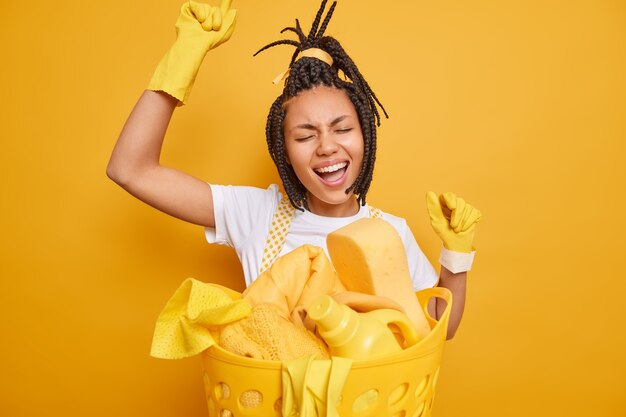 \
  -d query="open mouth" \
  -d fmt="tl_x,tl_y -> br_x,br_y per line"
314,162 -> 349,183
